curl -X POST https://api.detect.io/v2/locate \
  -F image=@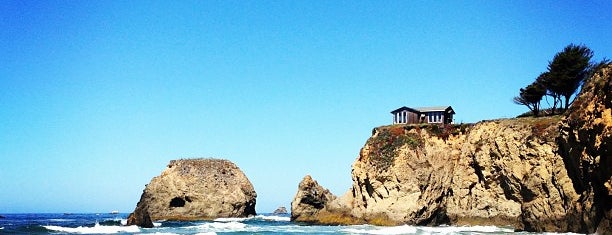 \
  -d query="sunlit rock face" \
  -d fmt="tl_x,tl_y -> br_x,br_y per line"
558,64 -> 612,234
